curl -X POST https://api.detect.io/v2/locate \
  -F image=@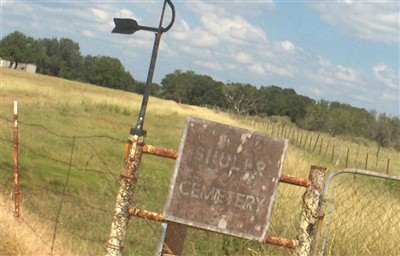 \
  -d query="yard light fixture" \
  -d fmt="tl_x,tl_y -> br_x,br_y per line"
106,1 -> 175,255
111,0 -> 175,136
